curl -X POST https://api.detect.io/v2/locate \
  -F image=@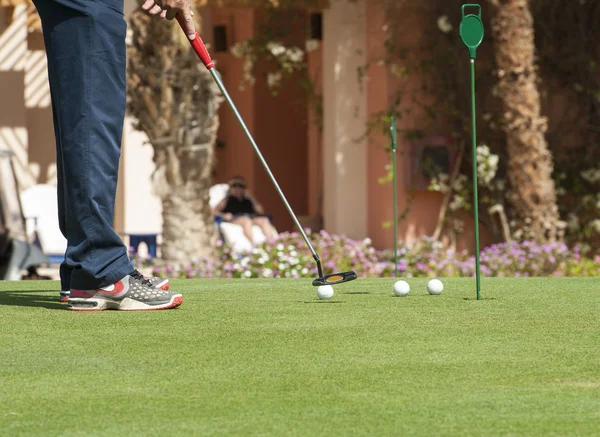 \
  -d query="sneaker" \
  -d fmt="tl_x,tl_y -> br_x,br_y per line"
59,270 -> 169,302
67,273 -> 182,311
